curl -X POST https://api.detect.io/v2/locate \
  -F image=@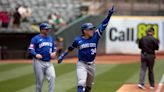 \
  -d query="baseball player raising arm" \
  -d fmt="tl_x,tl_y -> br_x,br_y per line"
28,22 -> 56,92
58,6 -> 115,92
